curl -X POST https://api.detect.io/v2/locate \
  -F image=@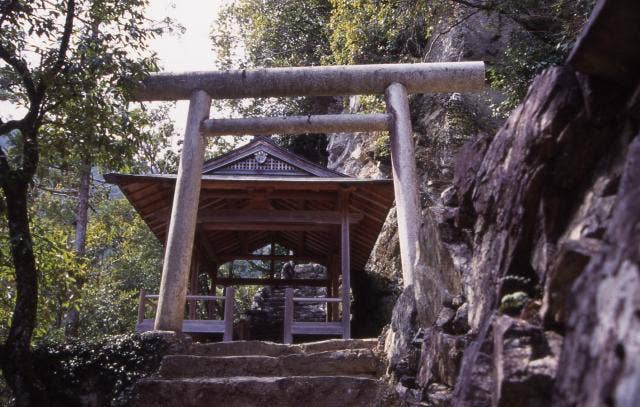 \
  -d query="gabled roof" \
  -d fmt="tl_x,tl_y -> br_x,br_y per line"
104,173 -> 395,273
202,136 -> 346,178
104,136 -> 394,275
